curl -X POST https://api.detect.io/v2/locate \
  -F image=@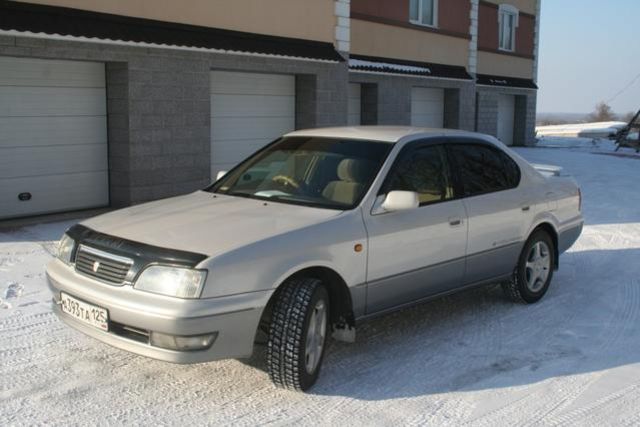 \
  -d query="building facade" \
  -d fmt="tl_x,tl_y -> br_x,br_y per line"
0,0 -> 541,219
